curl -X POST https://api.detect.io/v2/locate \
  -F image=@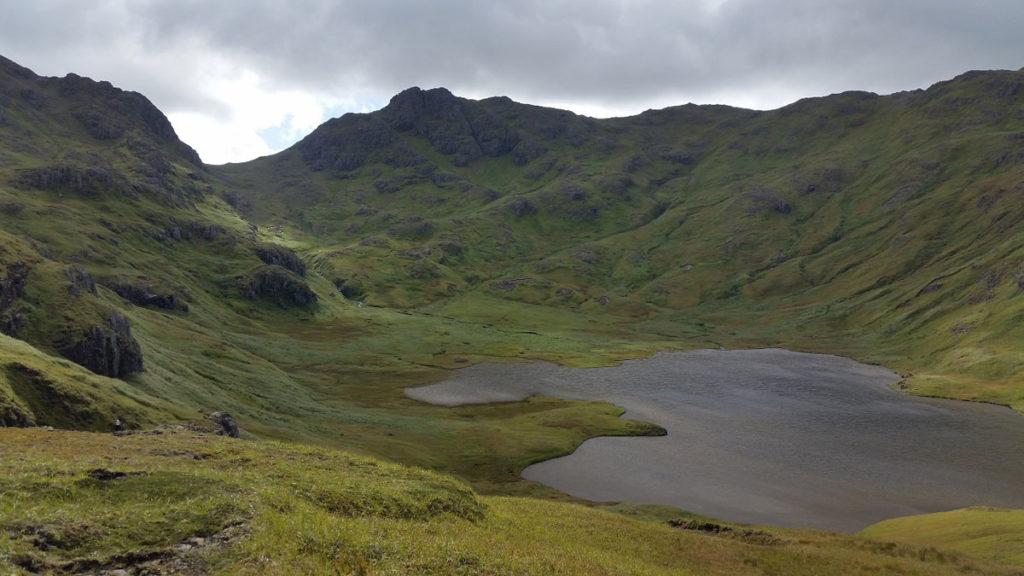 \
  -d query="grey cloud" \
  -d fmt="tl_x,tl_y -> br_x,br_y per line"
2,0 -> 1023,119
